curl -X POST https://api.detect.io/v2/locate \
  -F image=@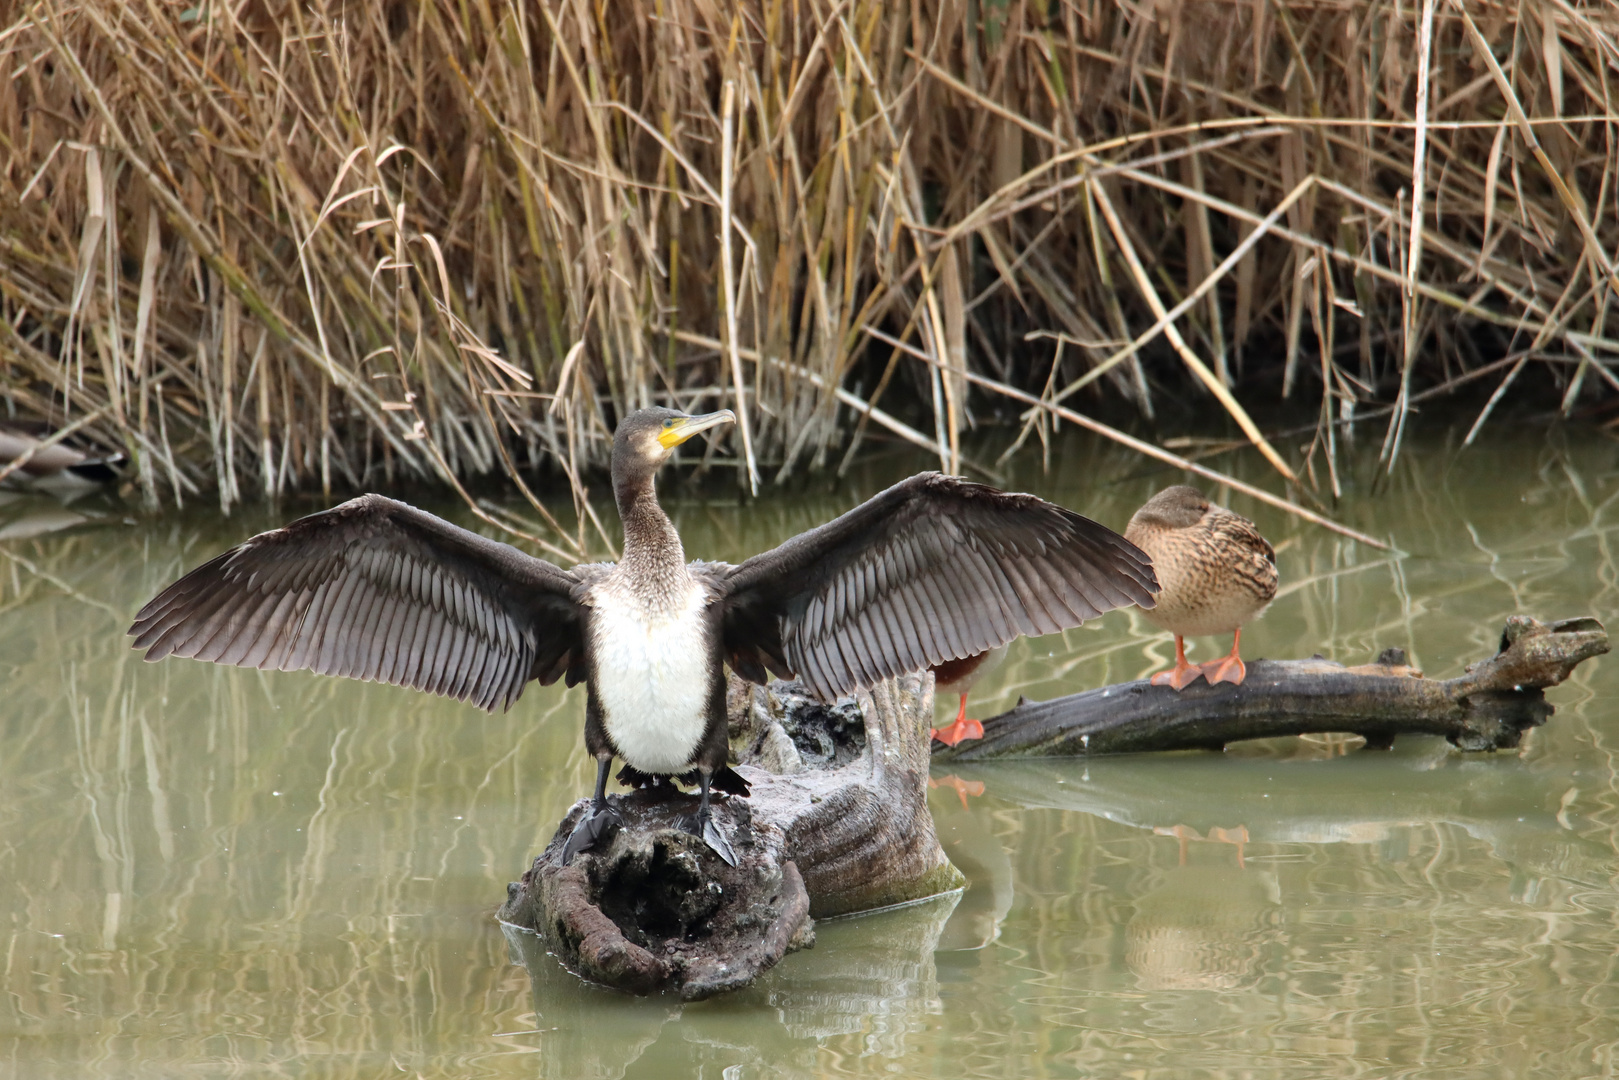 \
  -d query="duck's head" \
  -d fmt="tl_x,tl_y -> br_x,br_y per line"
1131,485 -> 1210,529
611,407 -> 736,488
